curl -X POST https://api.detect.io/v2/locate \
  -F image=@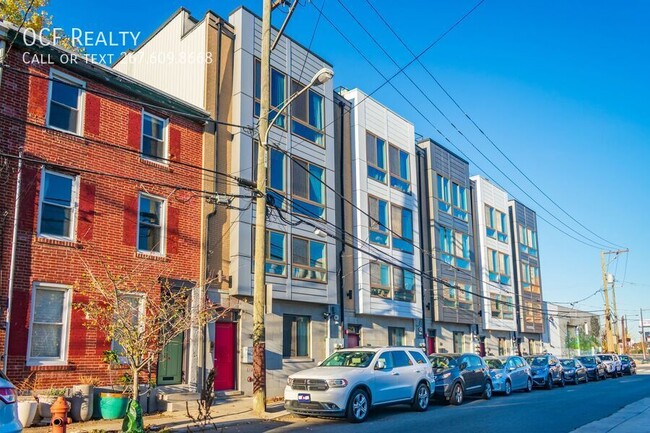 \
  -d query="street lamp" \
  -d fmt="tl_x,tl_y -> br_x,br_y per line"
252,60 -> 333,414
